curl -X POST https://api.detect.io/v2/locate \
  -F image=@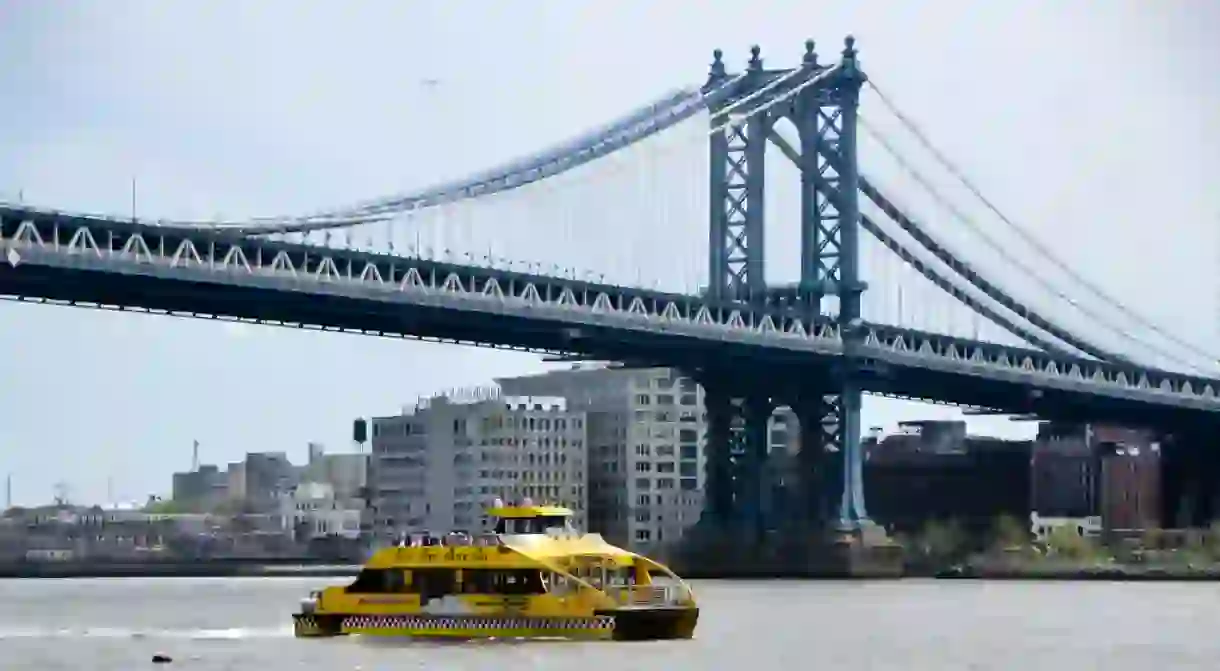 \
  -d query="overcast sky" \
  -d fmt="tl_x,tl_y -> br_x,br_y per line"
1,1 -> 1217,506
